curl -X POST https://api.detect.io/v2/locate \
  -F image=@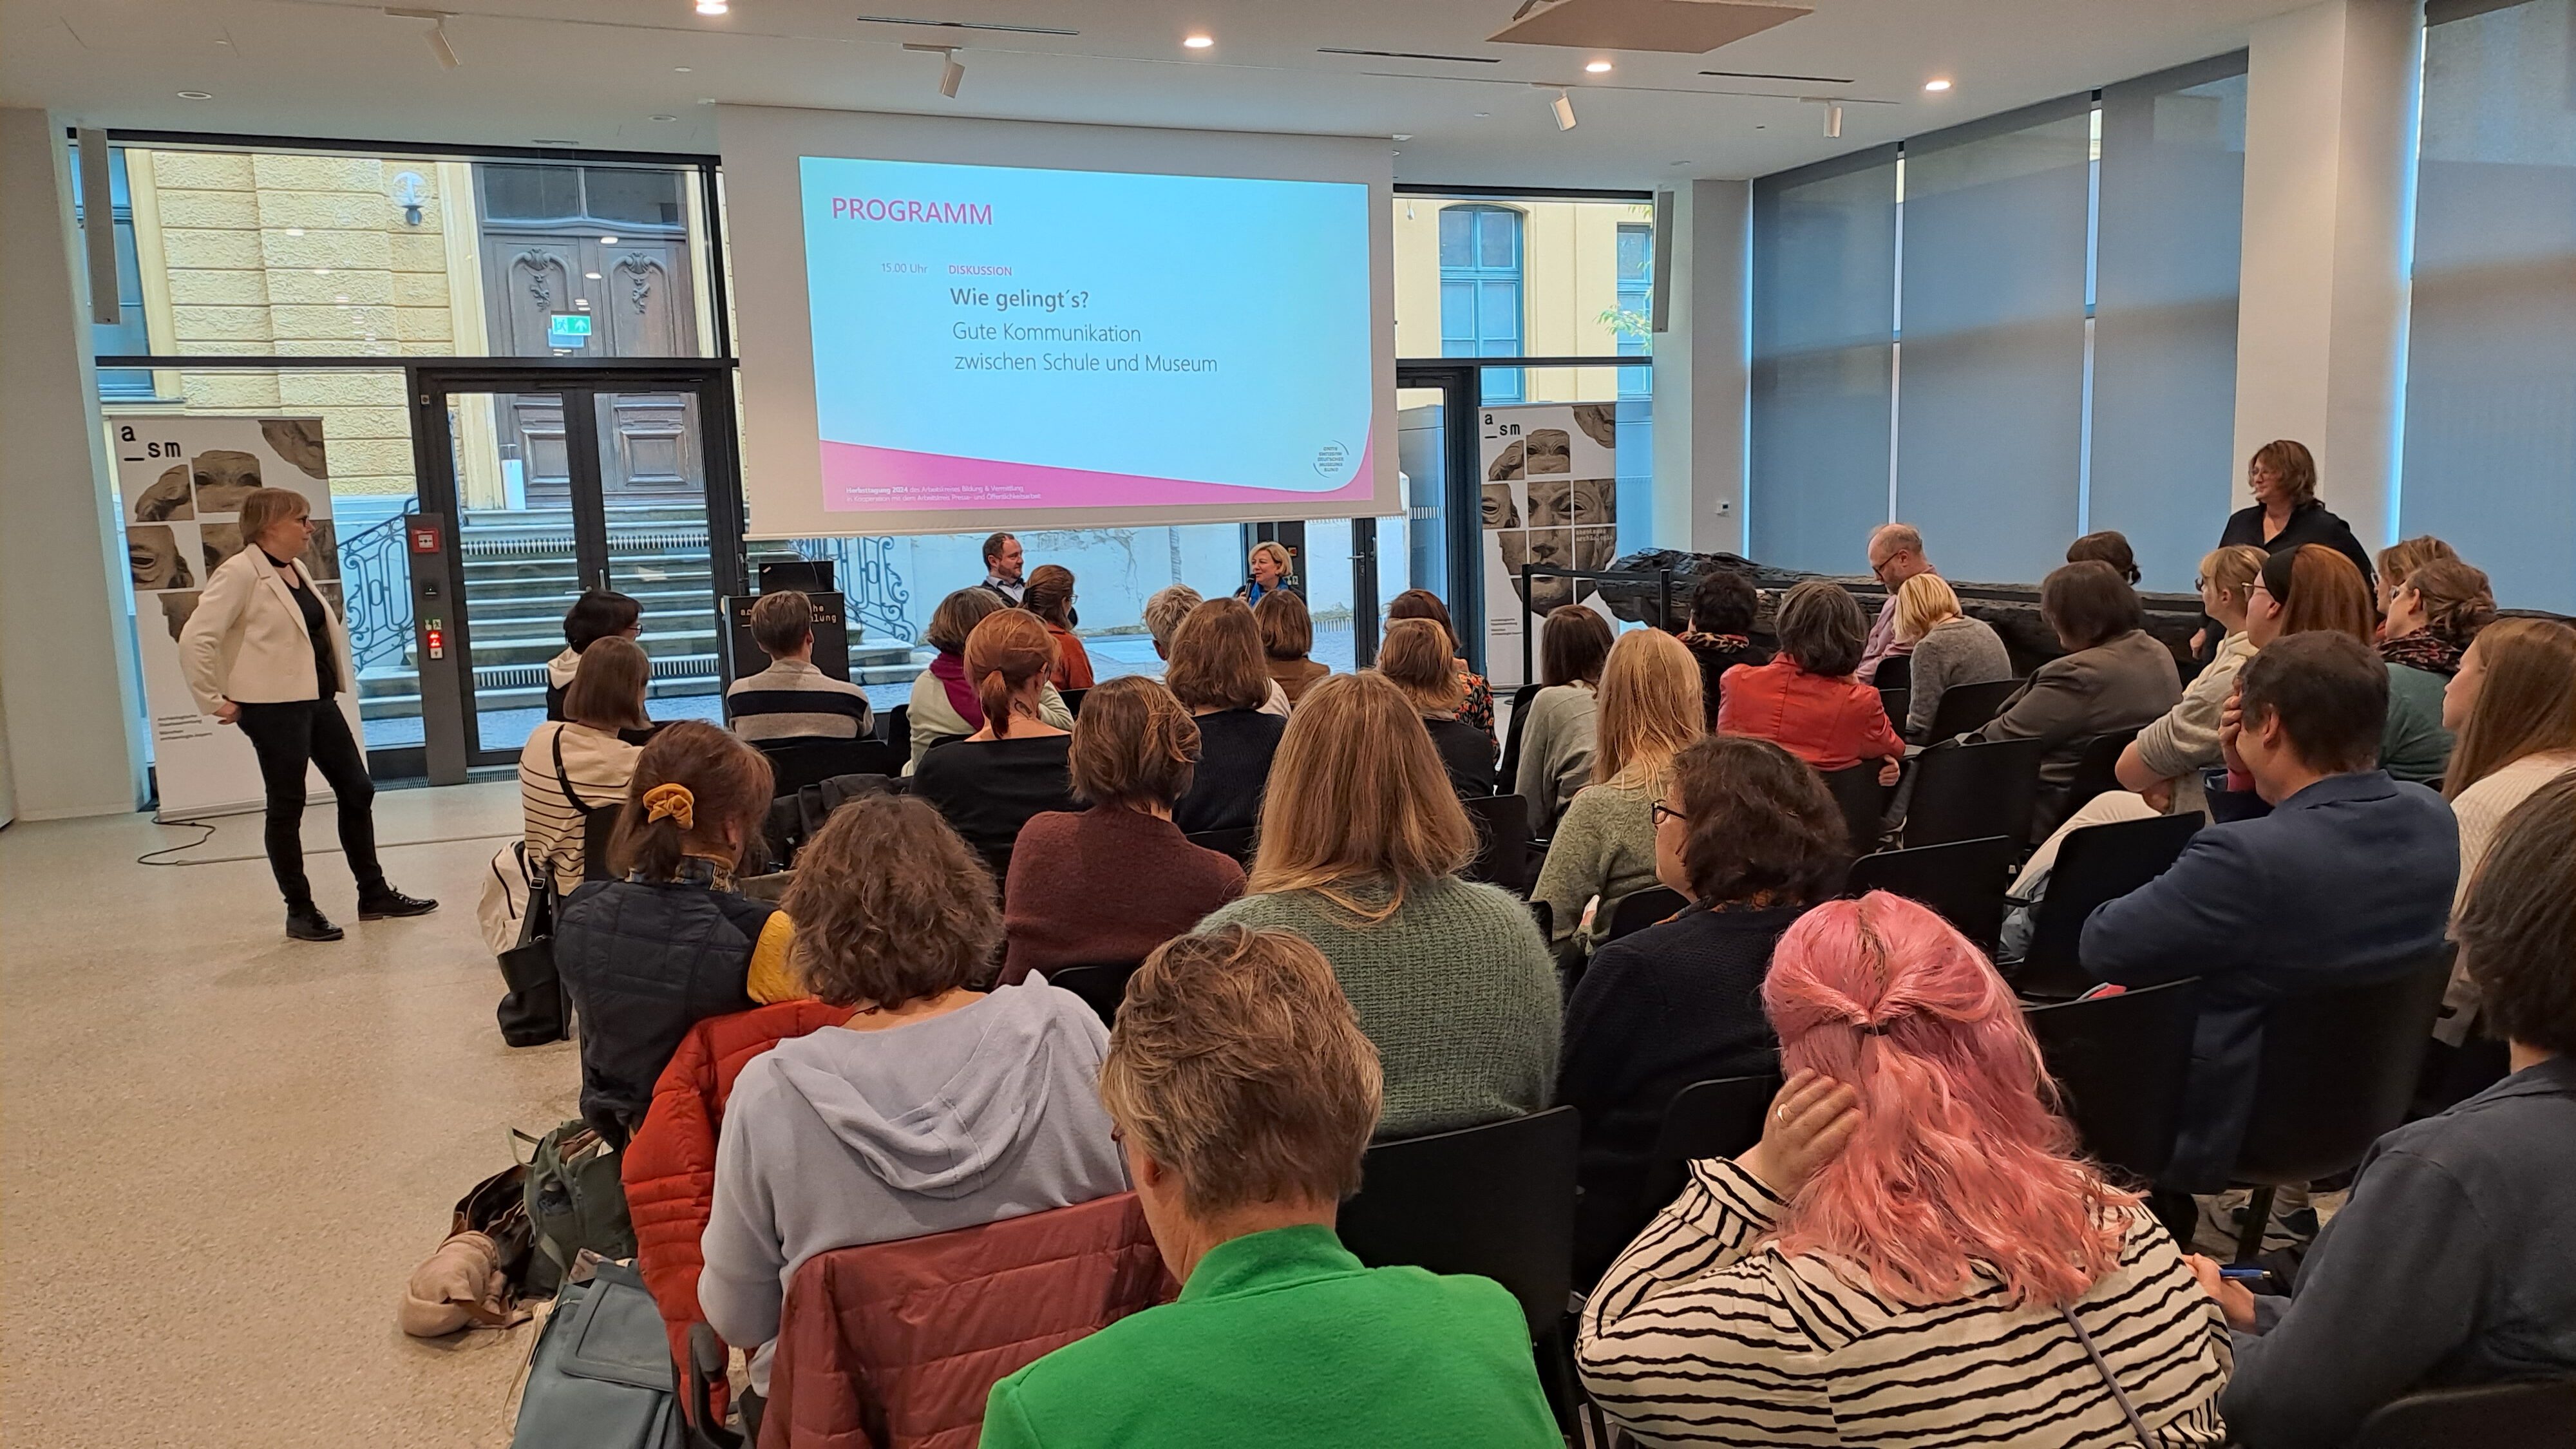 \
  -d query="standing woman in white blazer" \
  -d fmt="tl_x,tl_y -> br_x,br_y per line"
180,487 -> 437,942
